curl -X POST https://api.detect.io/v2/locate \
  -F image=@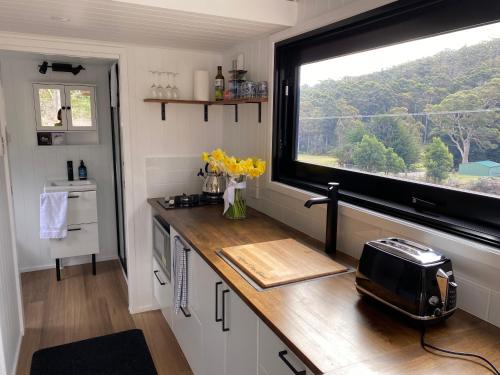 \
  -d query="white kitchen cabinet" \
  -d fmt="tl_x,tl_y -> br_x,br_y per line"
197,259 -> 226,375
224,287 -> 258,375
170,228 -> 204,375
259,321 -> 314,375
33,83 -> 97,132
165,225 -> 309,375
152,256 -> 173,327
192,238 -> 258,375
